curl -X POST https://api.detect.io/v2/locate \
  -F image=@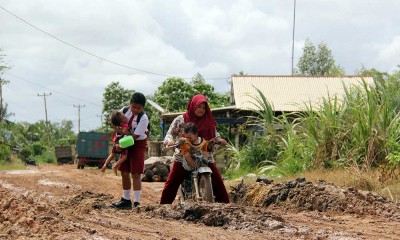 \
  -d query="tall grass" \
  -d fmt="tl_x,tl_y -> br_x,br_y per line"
233,88 -> 281,171
229,71 -> 400,181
